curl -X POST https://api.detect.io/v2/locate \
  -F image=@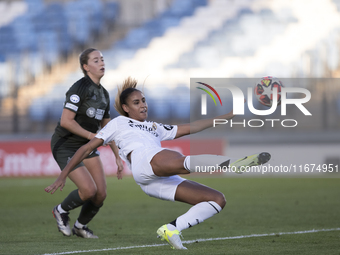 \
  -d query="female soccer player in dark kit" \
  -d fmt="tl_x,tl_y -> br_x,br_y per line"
46,77 -> 270,248
49,48 -> 123,239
